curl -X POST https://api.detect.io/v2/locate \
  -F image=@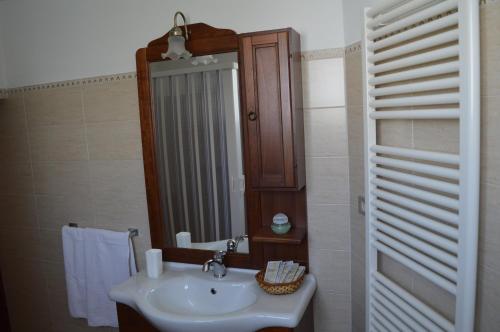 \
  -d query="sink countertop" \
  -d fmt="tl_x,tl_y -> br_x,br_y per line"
110,261 -> 317,332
